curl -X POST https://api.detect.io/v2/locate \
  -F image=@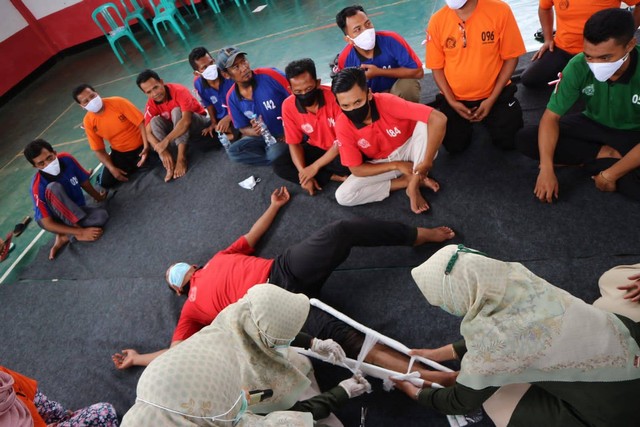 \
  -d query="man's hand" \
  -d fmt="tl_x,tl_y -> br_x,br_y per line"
270,186 -> 290,207
360,63 -> 381,78
201,123 -> 216,138
109,167 -> 129,182
618,274 -> 640,302
112,349 -> 139,370
94,190 -> 108,203
395,161 -> 415,176
450,101 -> 475,121
298,165 -> 319,186
154,139 -> 170,154
470,98 -> 496,122
137,146 -> 149,168
532,40 -> 554,61
216,116 -> 232,134
76,227 -> 103,241
250,116 -> 264,135
413,161 -> 433,177
301,179 -> 322,196
592,170 -> 617,192
534,168 -> 559,203
311,338 -> 346,364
